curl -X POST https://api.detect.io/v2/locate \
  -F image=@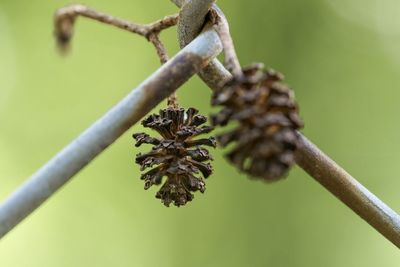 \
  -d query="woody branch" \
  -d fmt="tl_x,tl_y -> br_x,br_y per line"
174,0 -> 400,248
0,0 -> 398,250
